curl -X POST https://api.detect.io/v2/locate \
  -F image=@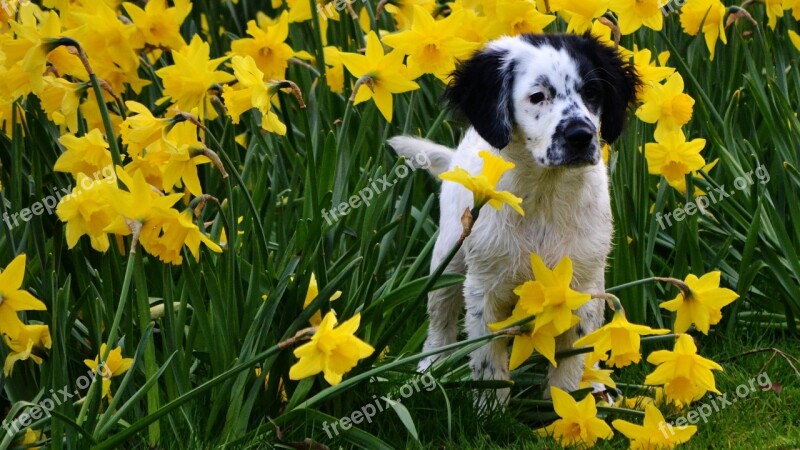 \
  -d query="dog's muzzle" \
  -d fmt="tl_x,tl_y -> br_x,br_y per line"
561,119 -> 599,166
